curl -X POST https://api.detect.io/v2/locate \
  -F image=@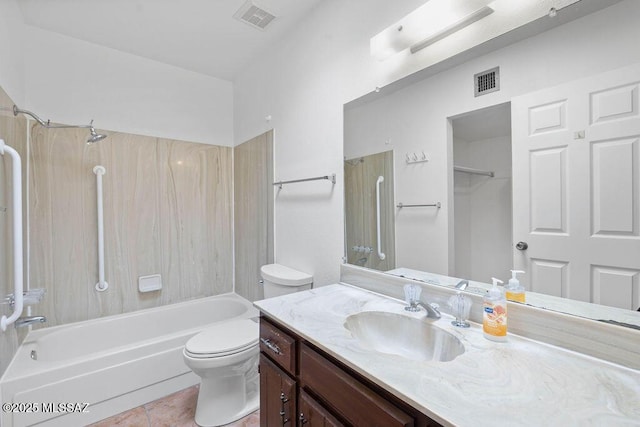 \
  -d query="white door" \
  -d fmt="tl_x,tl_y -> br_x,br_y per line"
512,63 -> 640,310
